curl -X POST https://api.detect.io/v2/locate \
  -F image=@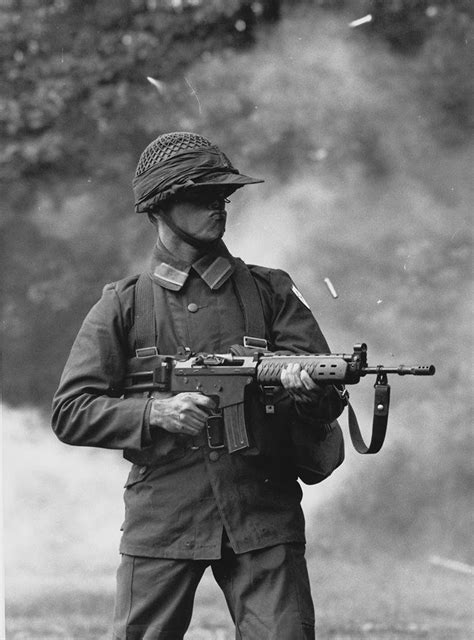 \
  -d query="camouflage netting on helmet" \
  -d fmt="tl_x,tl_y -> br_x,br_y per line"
132,131 -> 263,213
135,132 -> 213,178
